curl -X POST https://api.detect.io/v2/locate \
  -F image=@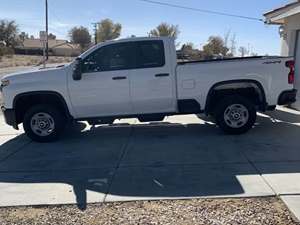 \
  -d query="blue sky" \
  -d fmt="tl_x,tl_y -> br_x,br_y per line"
0,0 -> 294,55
